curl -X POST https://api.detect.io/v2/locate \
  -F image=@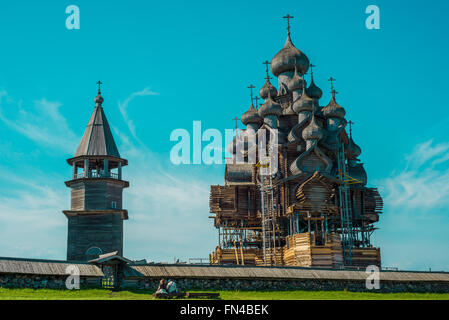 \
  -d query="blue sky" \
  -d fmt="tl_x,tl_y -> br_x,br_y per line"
0,0 -> 448,270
